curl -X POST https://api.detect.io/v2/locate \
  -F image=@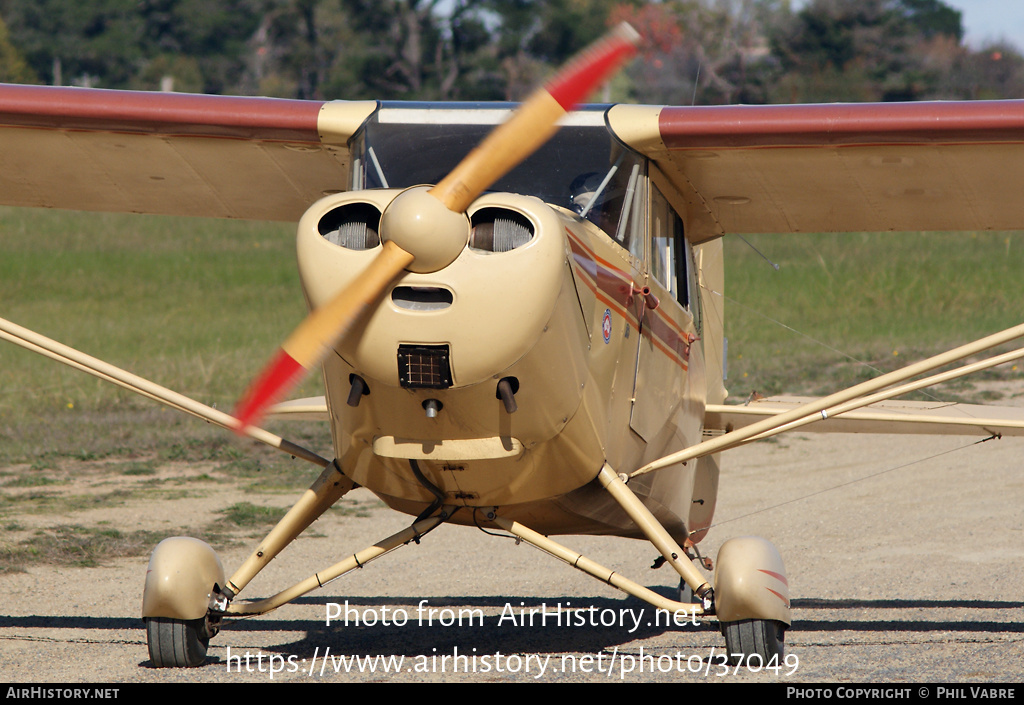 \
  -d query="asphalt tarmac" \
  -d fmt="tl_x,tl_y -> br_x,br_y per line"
0,432 -> 1021,684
